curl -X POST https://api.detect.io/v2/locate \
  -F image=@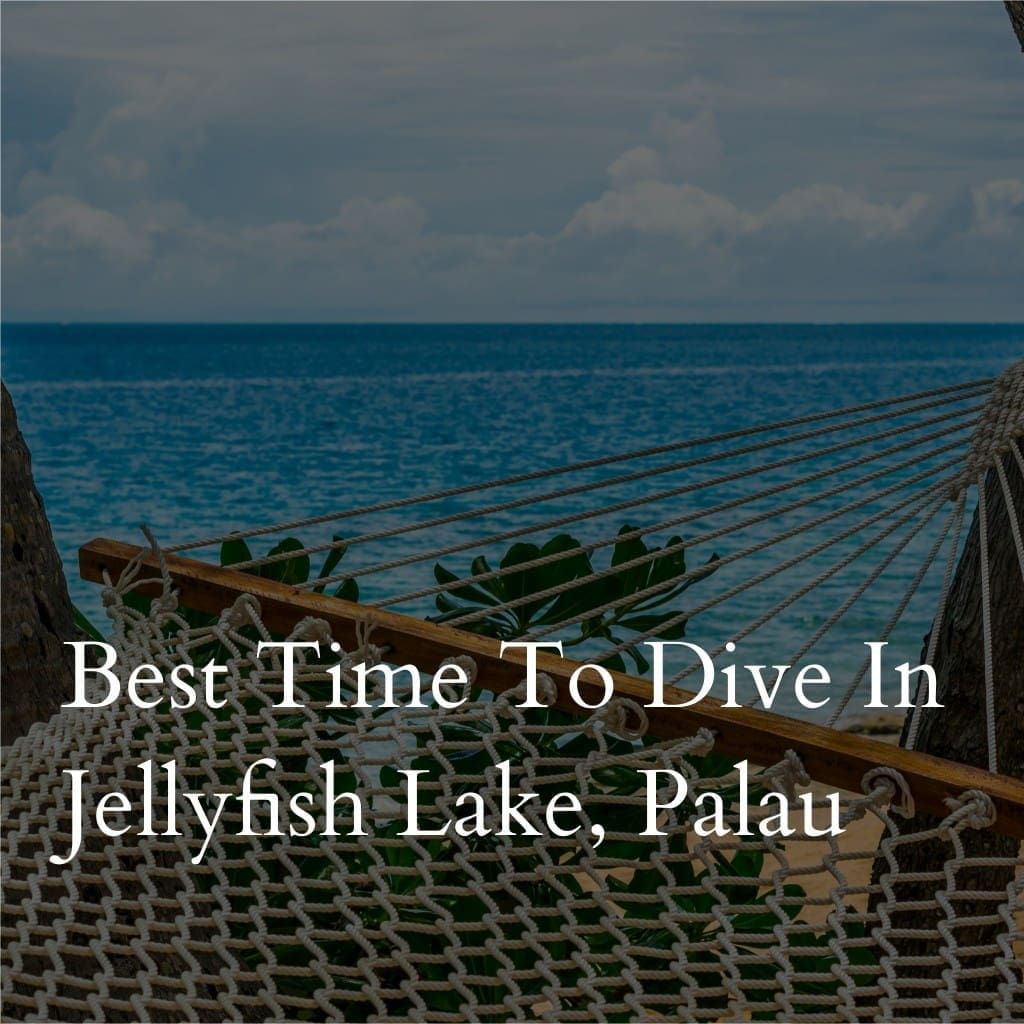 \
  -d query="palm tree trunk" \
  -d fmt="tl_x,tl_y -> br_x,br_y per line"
1,382 -> 77,743
870,444 -> 1024,1009
1006,1 -> 1024,51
